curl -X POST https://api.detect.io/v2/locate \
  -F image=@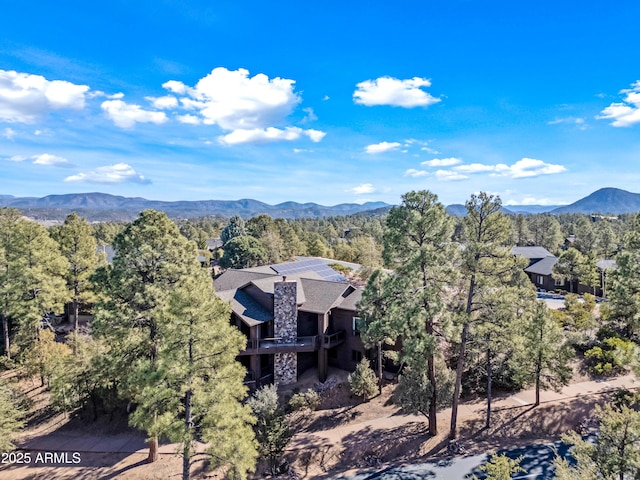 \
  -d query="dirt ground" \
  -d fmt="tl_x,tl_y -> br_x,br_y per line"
0,367 -> 628,480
